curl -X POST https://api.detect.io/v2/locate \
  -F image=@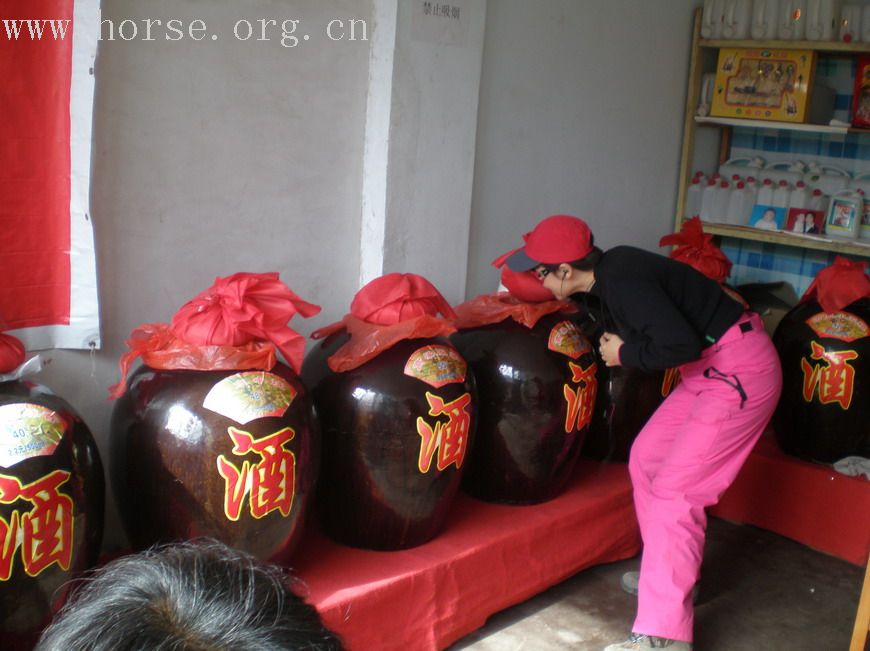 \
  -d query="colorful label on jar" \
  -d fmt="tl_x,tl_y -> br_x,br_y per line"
563,360 -> 597,434
0,469 -> 74,580
805,312 -> 869,343
404,345 -> 467,388
216,426 -> 296,521
416,391 -> 471,473
203,372 -> 296,424
548,321 -> 590,359
800,341 -> 858,410
0,404 -> 65,468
